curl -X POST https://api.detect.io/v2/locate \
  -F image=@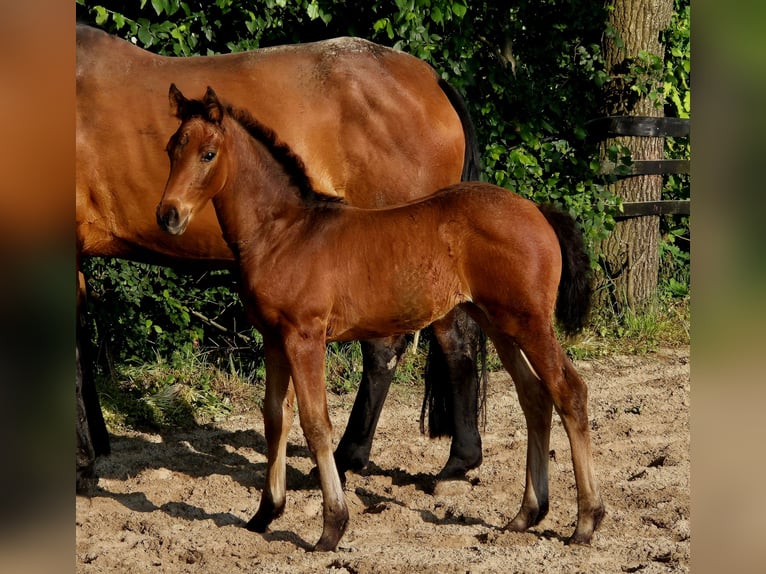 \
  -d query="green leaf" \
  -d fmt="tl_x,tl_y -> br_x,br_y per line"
137,23 -> 153,47
94,6 -> 109,26
307,1 -> 319,20
452,2 -> 467,18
